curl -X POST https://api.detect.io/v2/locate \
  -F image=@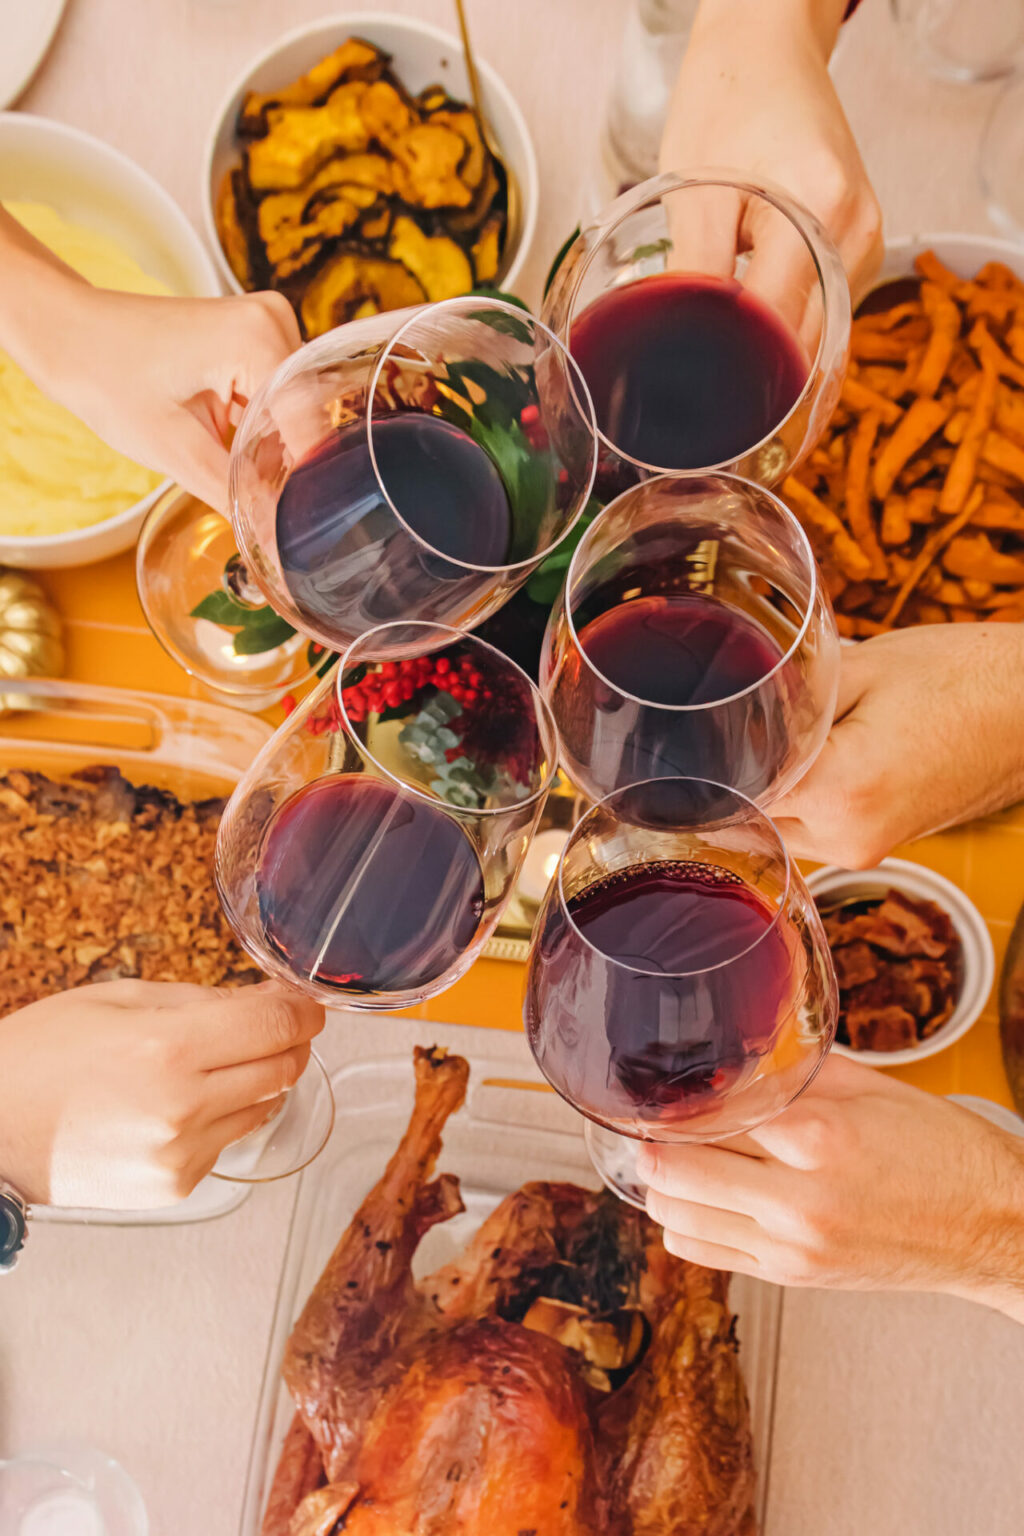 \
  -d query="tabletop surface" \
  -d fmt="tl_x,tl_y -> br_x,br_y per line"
4,3 -> 1024,1533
